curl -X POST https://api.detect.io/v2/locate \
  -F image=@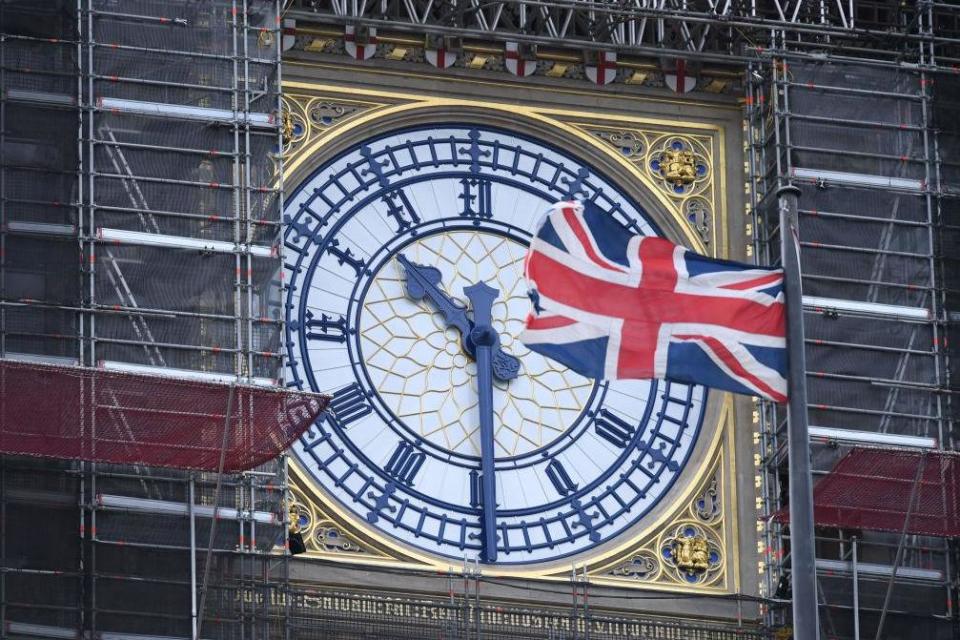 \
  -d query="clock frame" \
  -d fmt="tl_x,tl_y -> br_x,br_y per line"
278,78 -> 749,596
